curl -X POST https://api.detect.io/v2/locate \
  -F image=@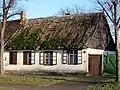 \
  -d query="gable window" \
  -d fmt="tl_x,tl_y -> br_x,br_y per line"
23,51 -> 35,65
40,51 -> 57,65
69,50 -> 77,65
9,51 -> 17,65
